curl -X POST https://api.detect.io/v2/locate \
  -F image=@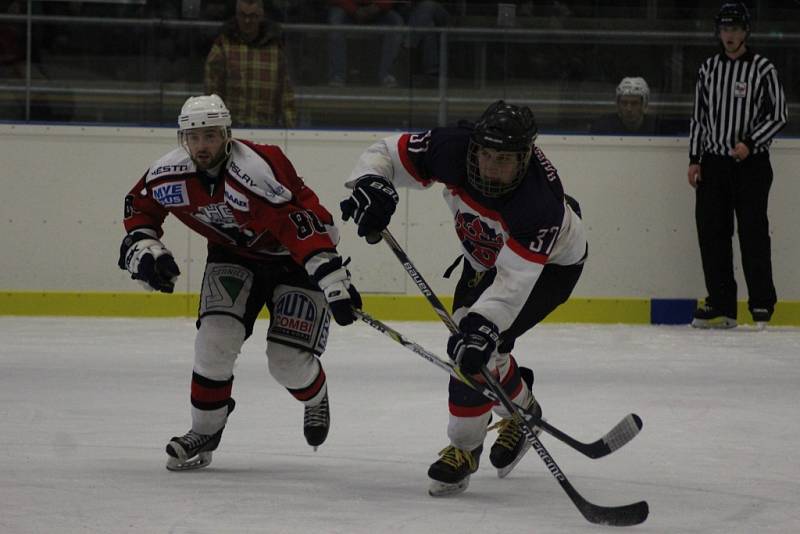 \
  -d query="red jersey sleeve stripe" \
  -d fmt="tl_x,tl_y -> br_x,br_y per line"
506,236 -> 549,264
397,134 -> 433,186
